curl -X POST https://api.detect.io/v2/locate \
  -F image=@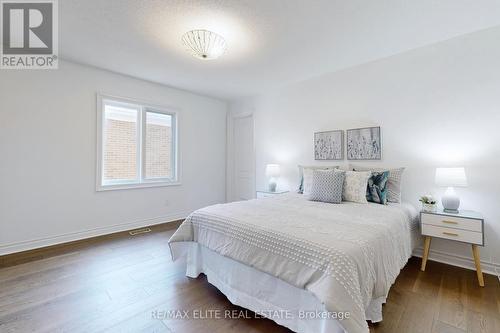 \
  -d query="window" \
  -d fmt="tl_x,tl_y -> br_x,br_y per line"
97,95 -> 178,190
